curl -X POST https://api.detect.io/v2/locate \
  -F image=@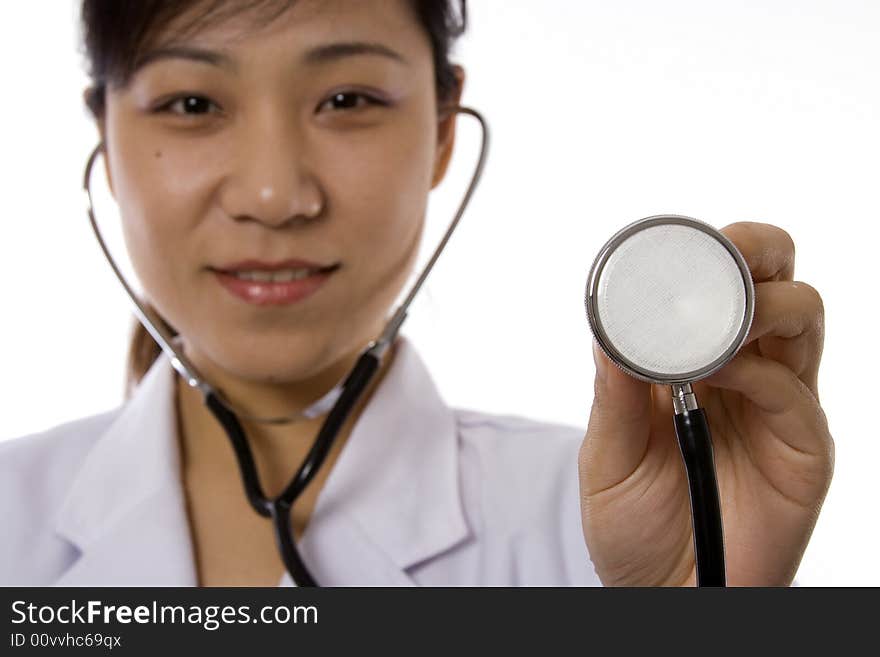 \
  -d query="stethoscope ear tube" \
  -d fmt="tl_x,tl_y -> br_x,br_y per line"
673,407 -> 726,587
